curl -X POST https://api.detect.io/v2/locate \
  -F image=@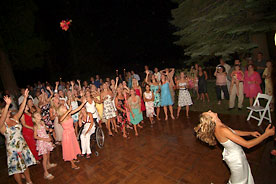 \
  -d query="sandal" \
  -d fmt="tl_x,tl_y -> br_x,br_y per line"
74,160 -> 80,163
44,173 -> 54,180
86,154 -> 91,159
47,163 -> 57,169
72,166 -> 80,170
